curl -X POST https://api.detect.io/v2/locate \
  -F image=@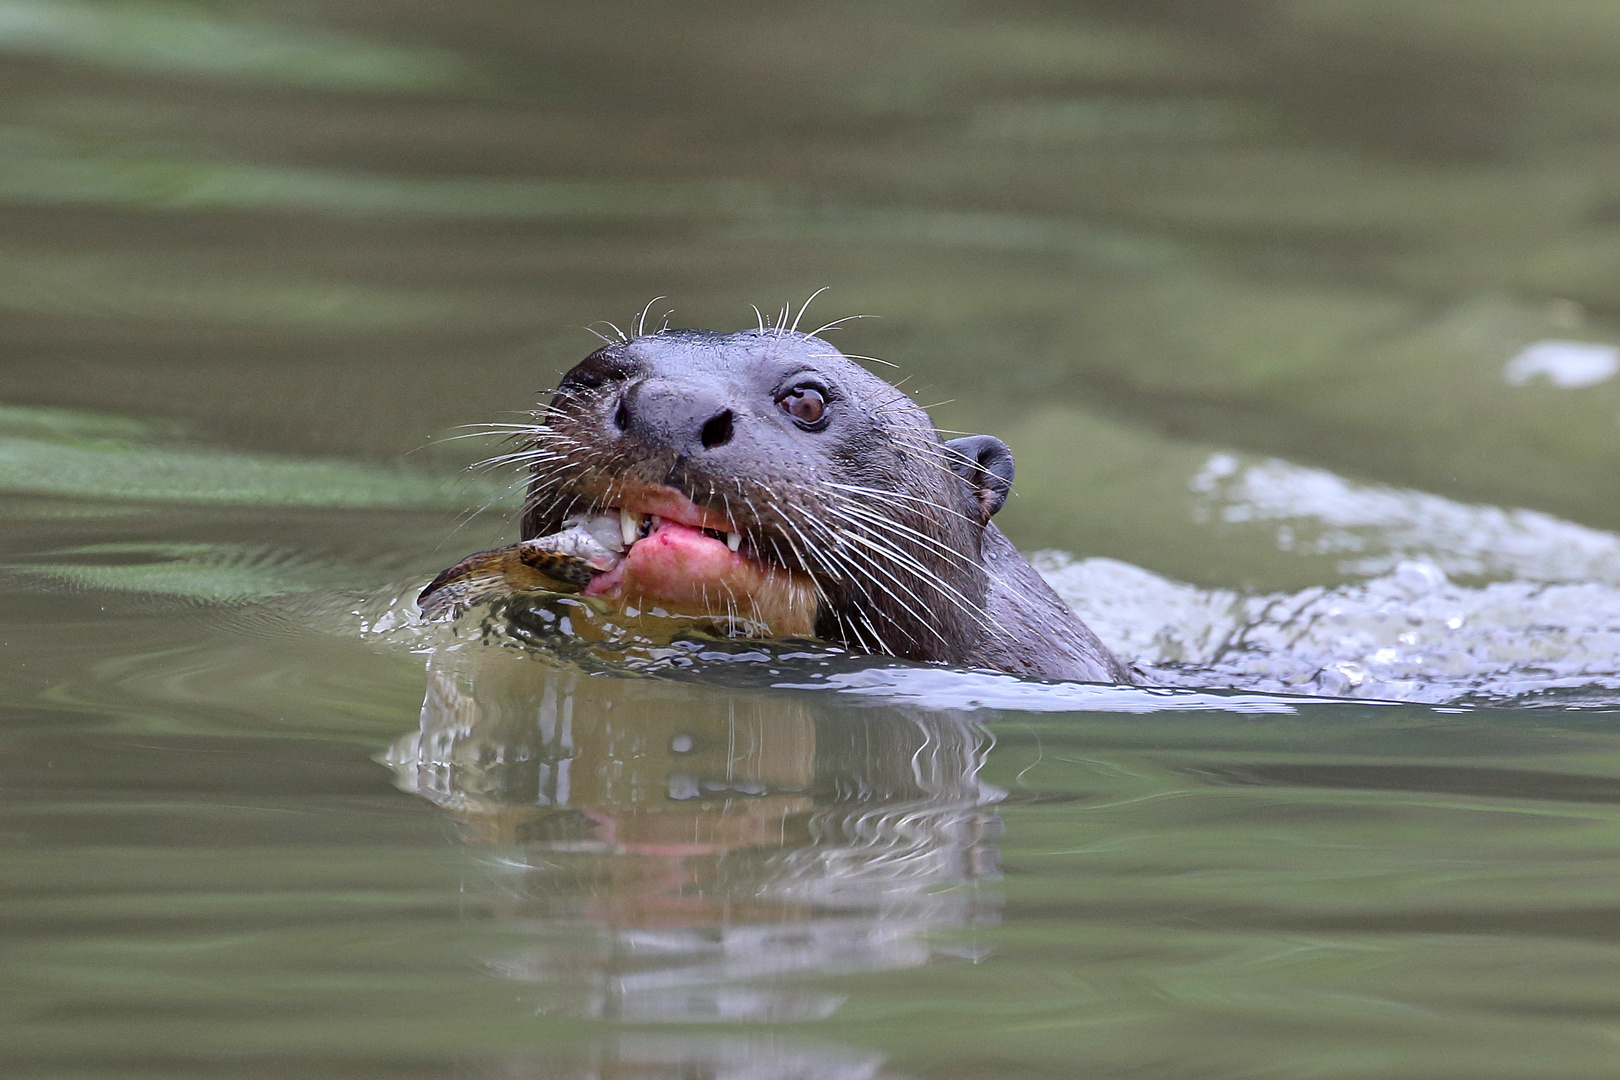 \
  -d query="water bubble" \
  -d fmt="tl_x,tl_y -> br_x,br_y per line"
1315,661 -> 1367,696
1394,560 -> 1448,593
